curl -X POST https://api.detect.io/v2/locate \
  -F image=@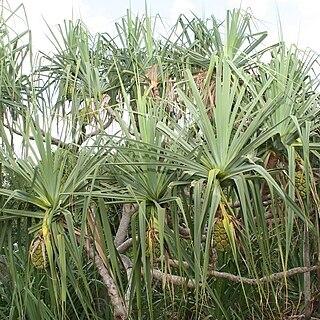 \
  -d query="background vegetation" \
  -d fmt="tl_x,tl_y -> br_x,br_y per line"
1,1 -> 320,319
